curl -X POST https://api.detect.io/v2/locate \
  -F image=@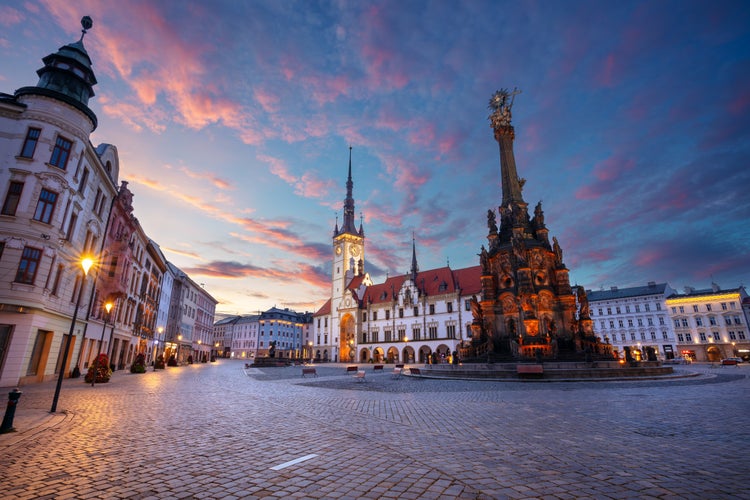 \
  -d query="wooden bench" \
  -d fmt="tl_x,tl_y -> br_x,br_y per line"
408,367 -> 422,376
517,364 -> 544,377
301,367 -> 317,378
352,370 -> 366,382
346,366 -> 358,374
373,364 -> 384,371
395,364 -> 404,369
